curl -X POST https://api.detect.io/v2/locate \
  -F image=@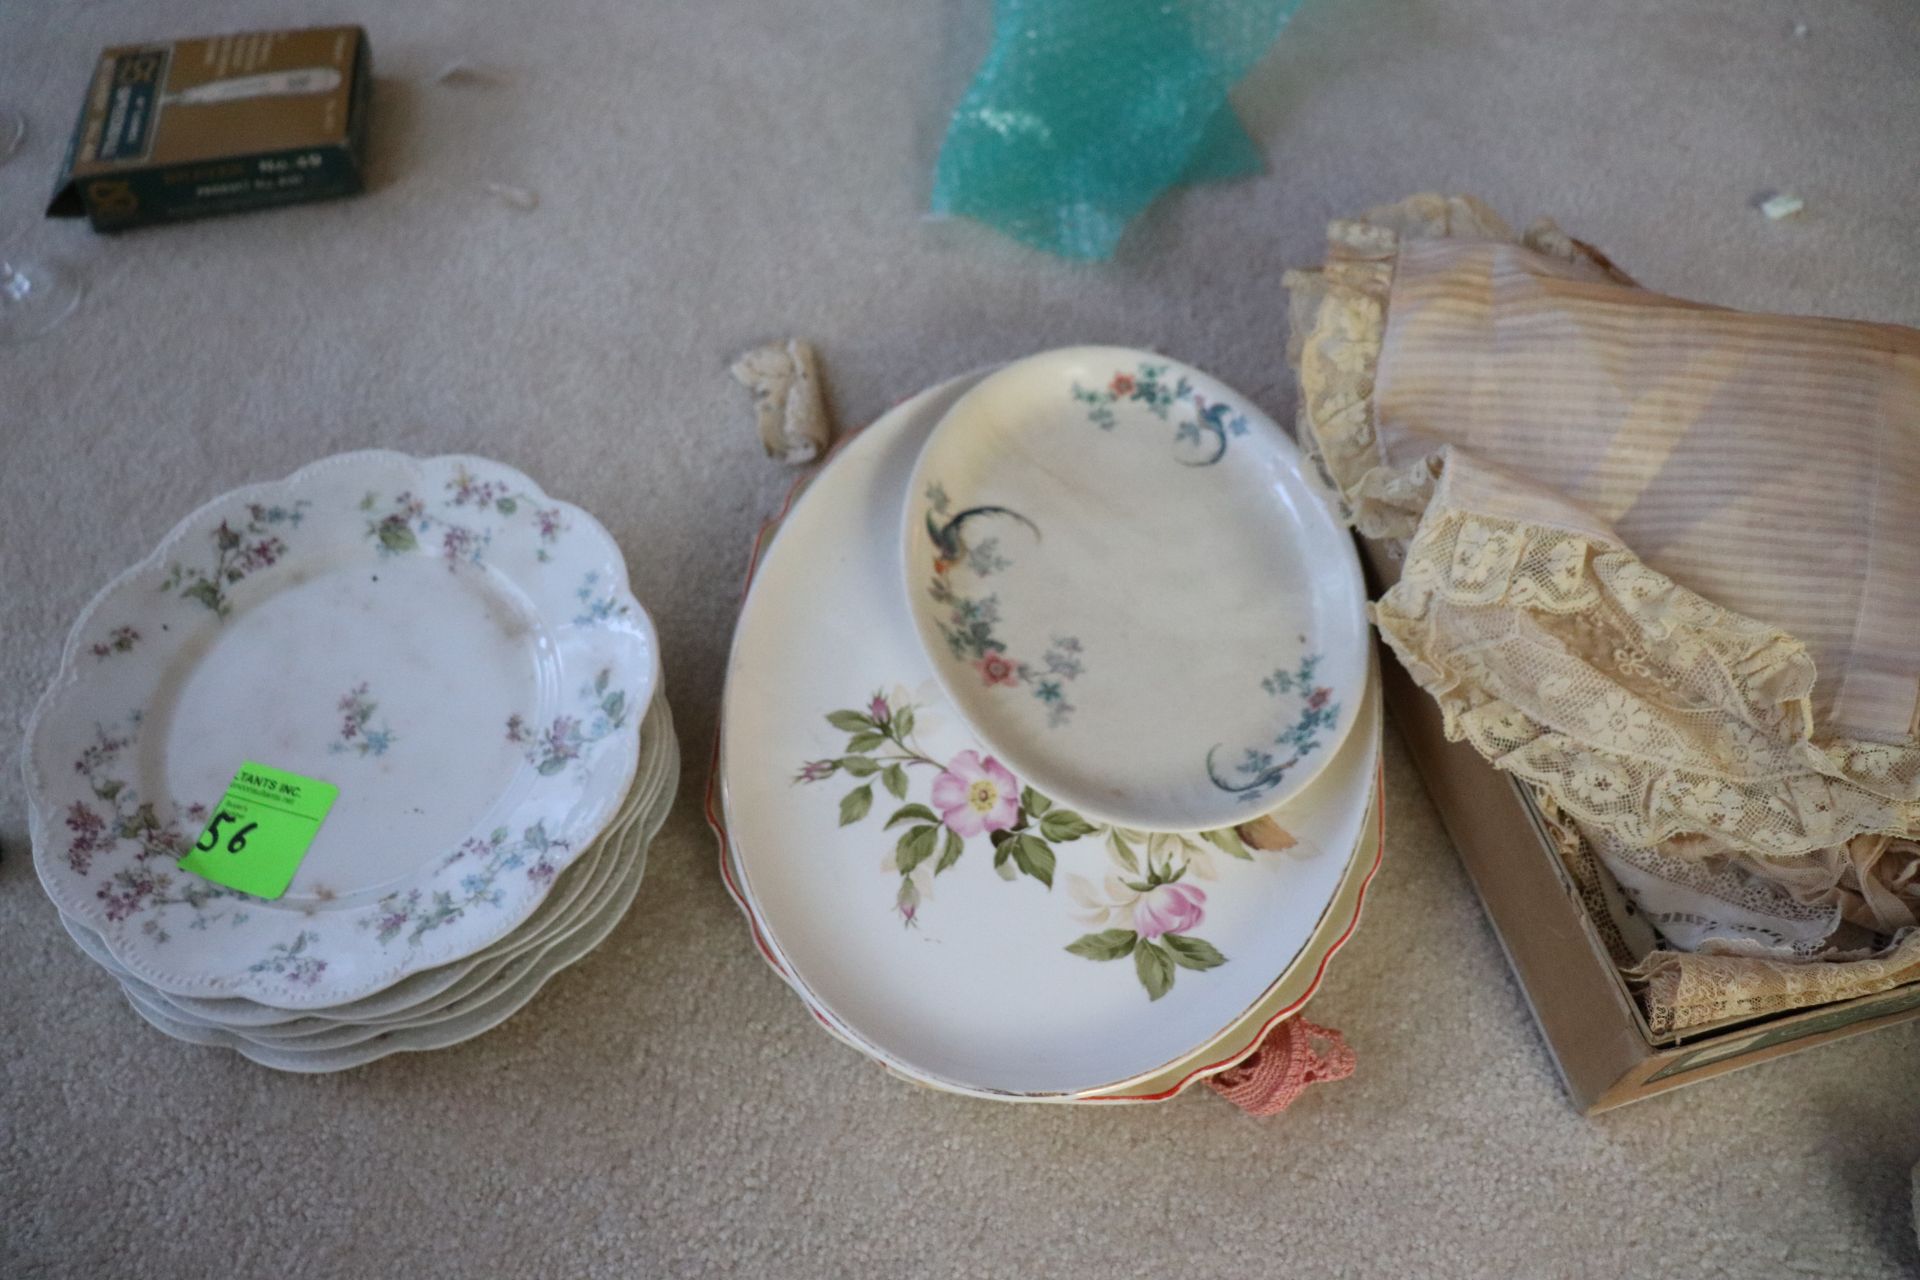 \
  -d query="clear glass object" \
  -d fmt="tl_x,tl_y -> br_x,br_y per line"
0,105 -> 23,164
0,257 -> 83,343
0,109 -> 84,341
